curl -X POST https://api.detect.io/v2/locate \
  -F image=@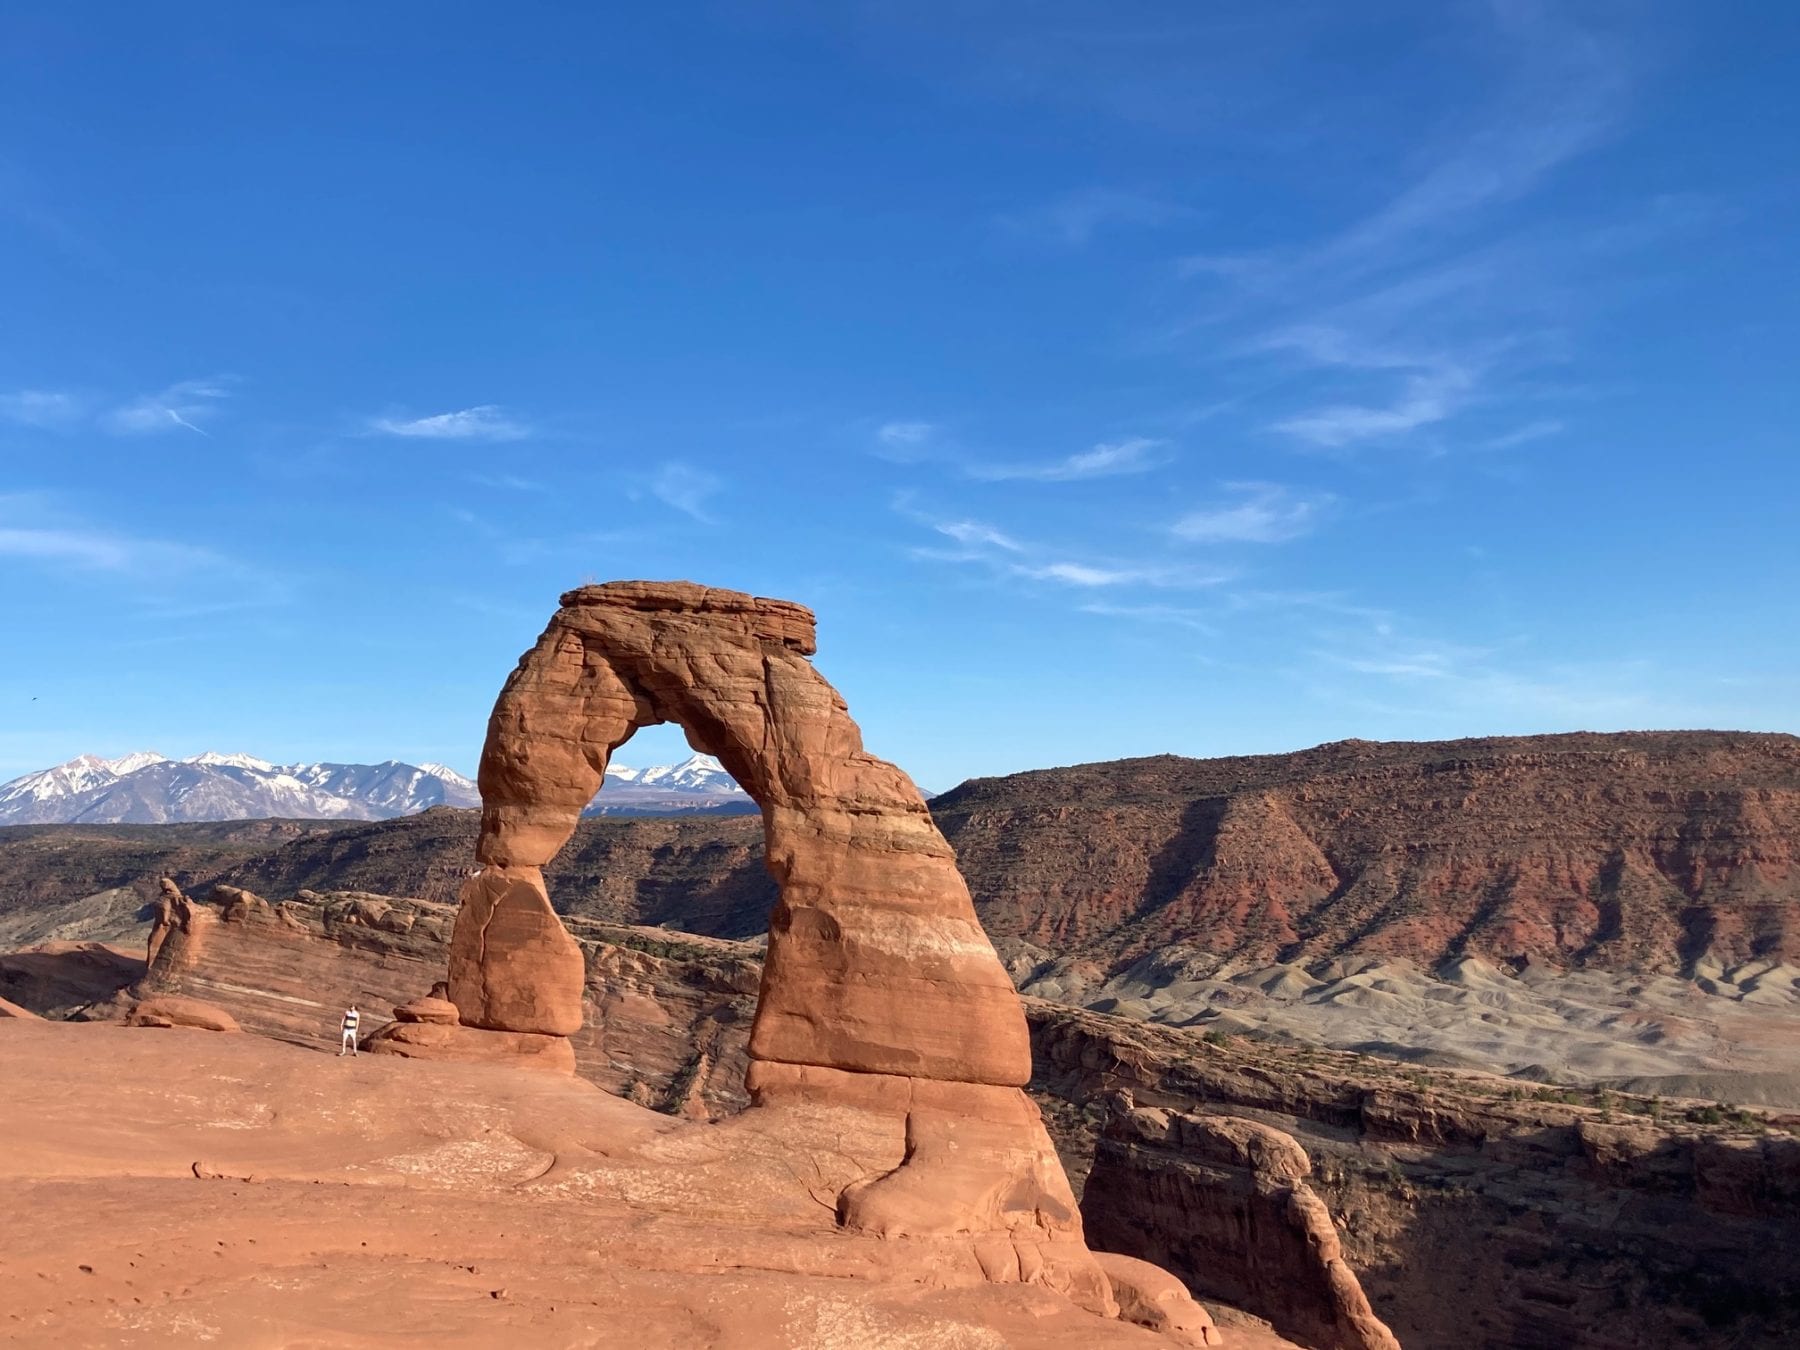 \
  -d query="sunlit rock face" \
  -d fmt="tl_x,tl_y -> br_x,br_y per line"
418,580 -> 1151,1321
